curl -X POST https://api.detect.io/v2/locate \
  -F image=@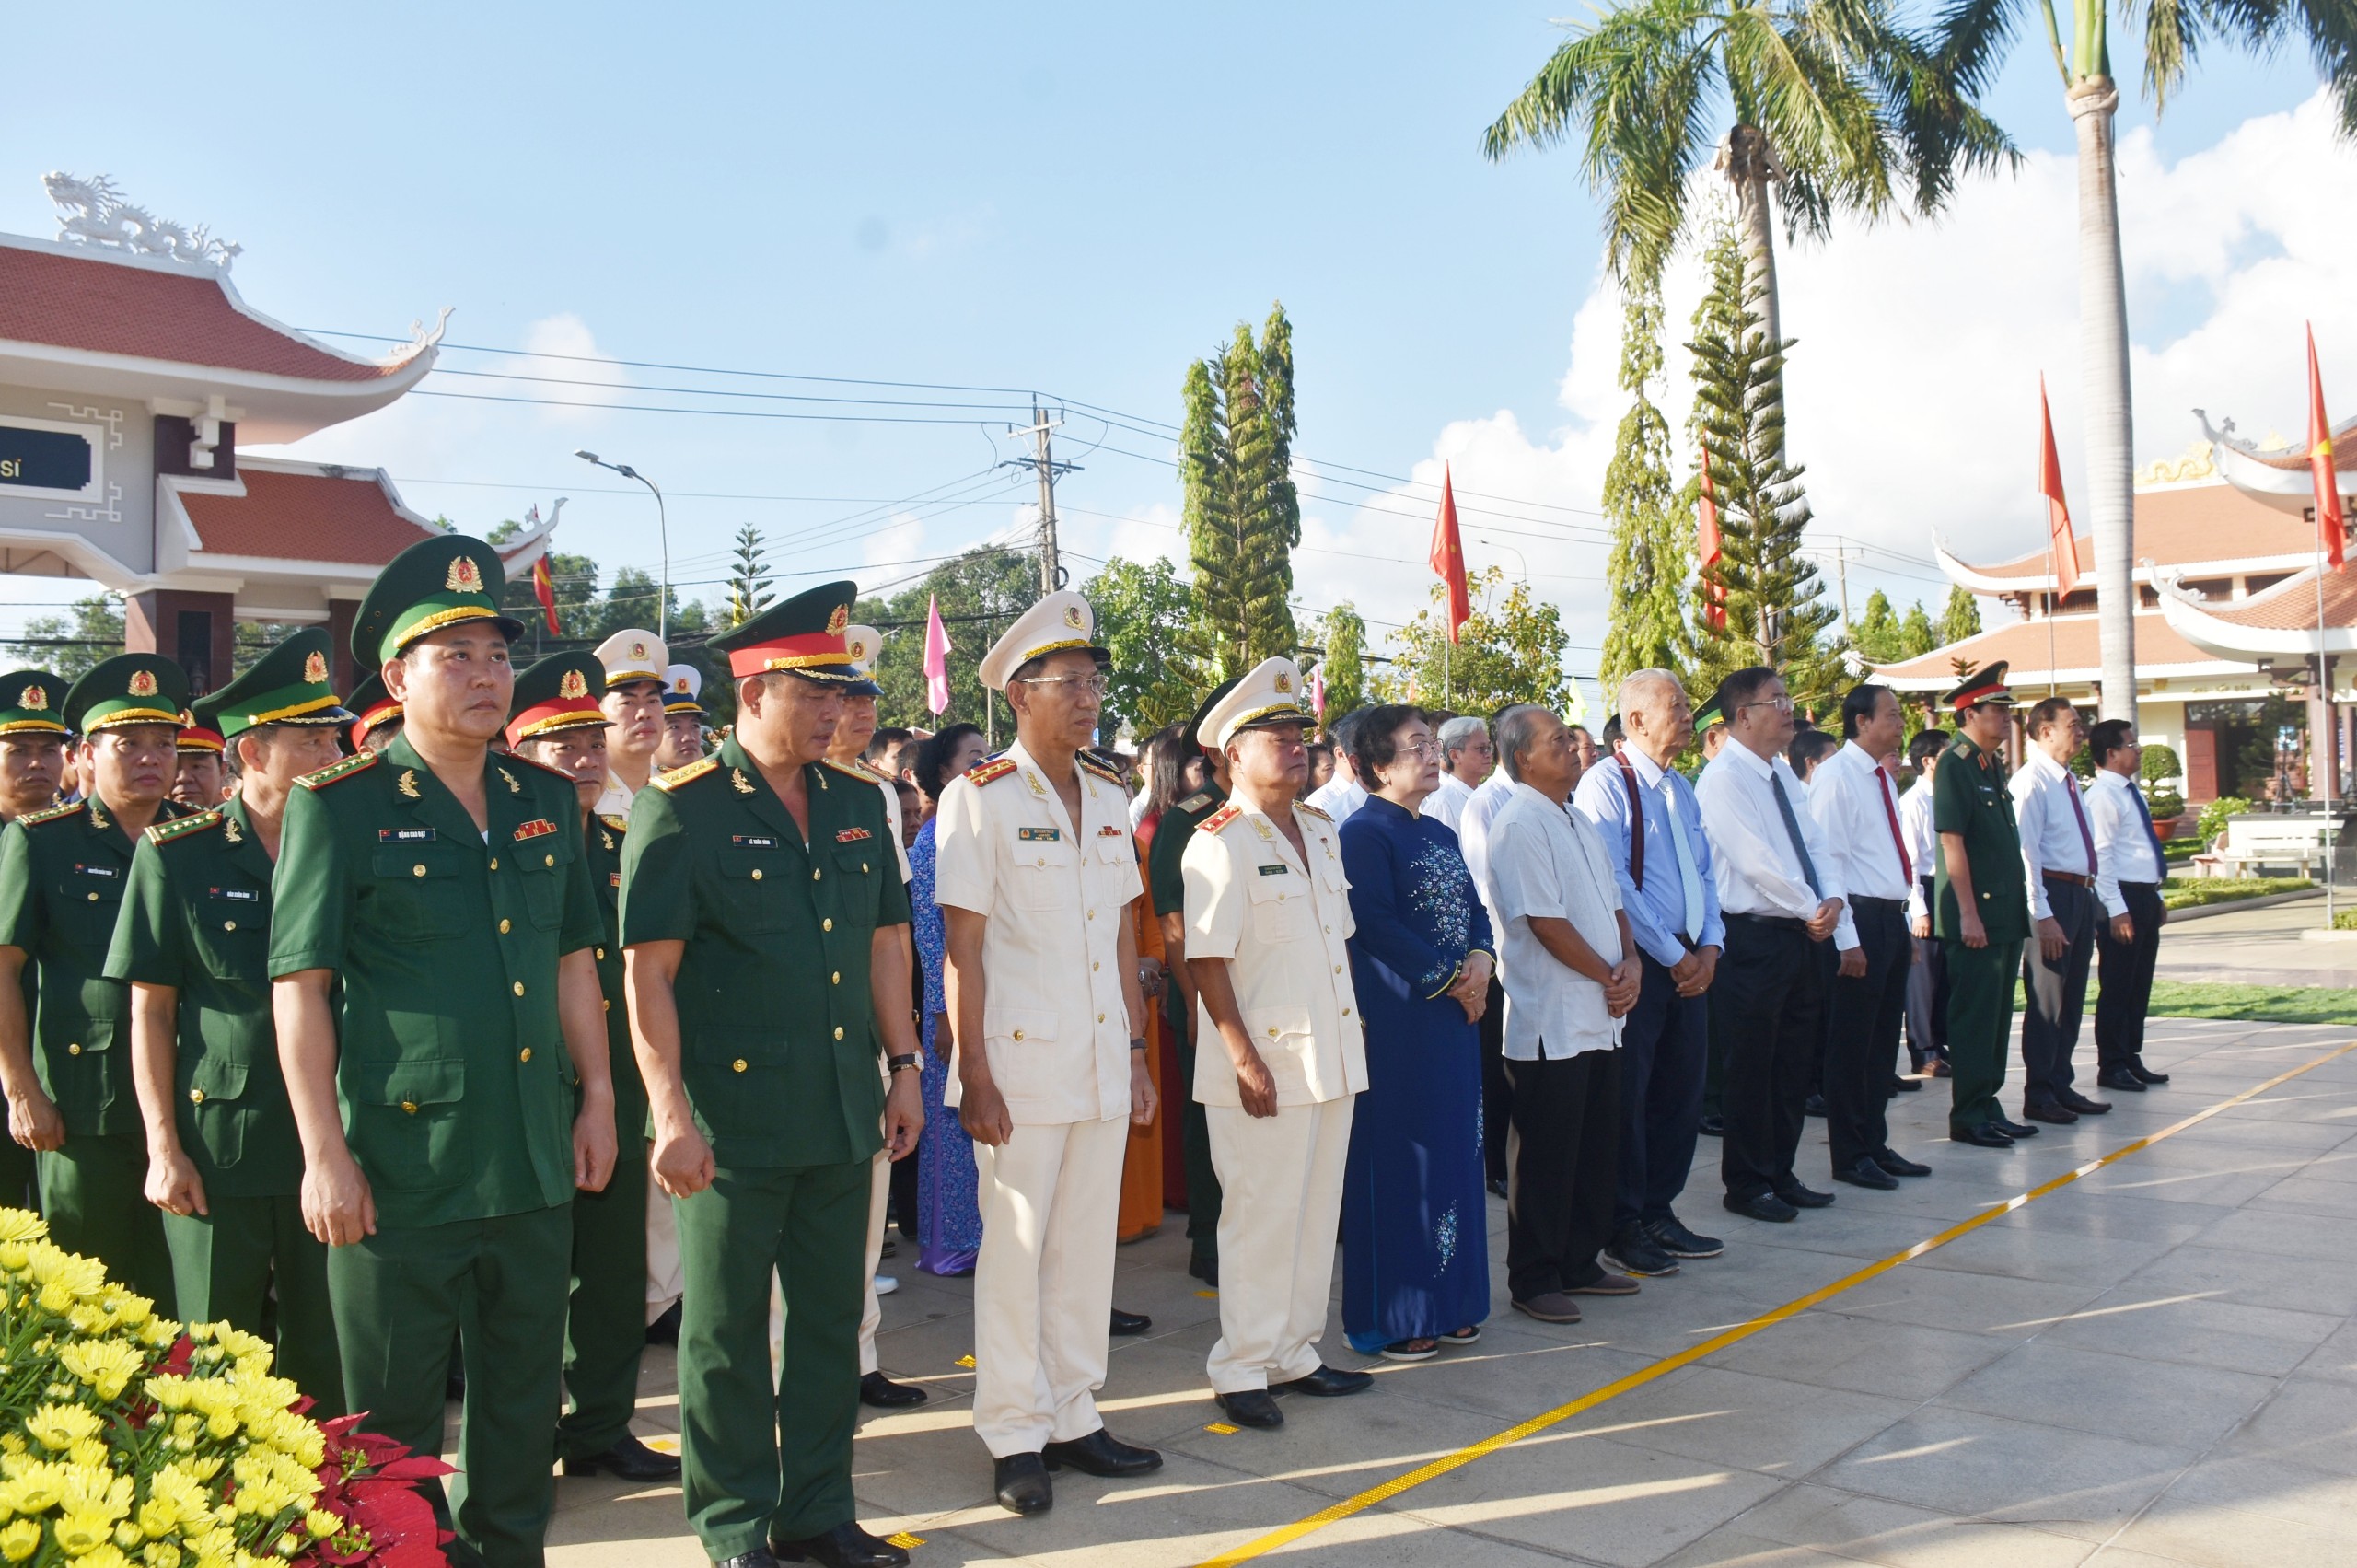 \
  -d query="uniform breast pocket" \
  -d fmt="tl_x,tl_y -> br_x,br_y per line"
1317,860 -> 1354,938
180,1055 -> 250,1167
53,869 -> 125,948
194,889 -> 270,977
518,836 -> 575,931
831,844 -> 880,923
1010,842 -> 1077,910
367,846 -> 468,943
347,1056 -> 466,1191
716,850 -> 786,934
1247,871 -> 1314,943
1243,1008 -> 1313,1096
